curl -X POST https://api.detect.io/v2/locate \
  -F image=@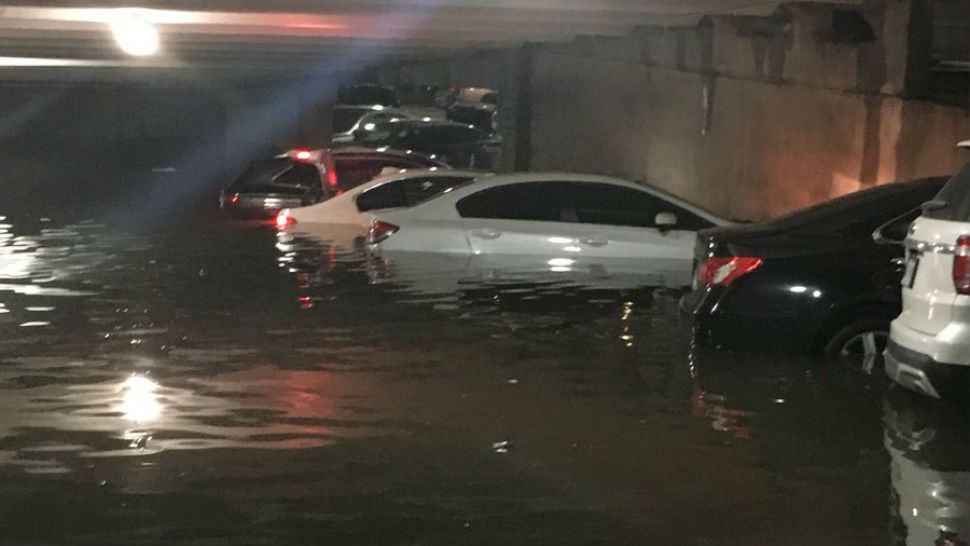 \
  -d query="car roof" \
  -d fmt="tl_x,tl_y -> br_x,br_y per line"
402,172 -> 723,223
478,173 -> 722,220
341,169 -> 485,198
334,104 -> 404,114
380,118 -> 479,130
330,146 -> 447,165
